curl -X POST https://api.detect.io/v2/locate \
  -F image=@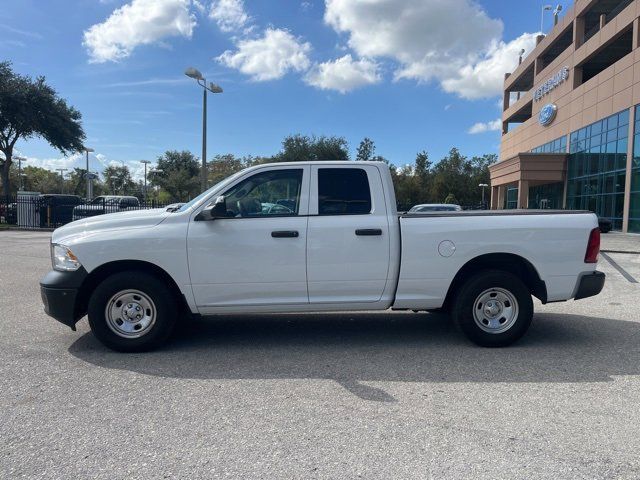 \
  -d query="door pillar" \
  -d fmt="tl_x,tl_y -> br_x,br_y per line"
517,180 -> 529,209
